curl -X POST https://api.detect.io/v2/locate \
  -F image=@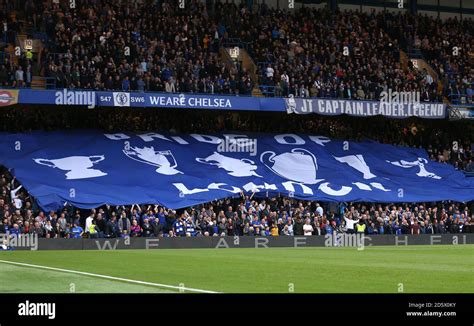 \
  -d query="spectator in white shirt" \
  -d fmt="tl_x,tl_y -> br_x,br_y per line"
265,64 -> 274,80
303,218 -> 314,236
344,214 -> 360,234
85,213 -> 95,233
315,203 -> 324,217
10,185 -> 23,209
15,66 -> 24,87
